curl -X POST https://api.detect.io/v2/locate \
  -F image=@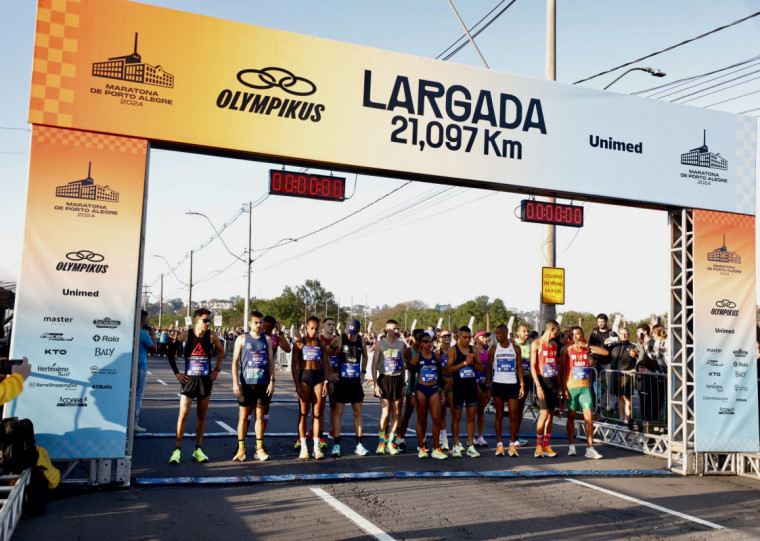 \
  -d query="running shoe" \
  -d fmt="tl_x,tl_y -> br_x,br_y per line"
232,448 -> 247,462
440,439 -> 450,451
475,435 -> 488,447
543,445 -> 558,458
431,448 -> 448,460
133,424 -> 147,434
452,444 -> 463,458
328,429 -> 334,440
375,442 -> 386,455
331,444 -> 341,457
585,447 -> 603,460
319,438 -> 327,449
168,449 -> 181,464
495,443 -> 505,456
508,445 -> 518,457
254,448 -> 270,461
355,443 -> 369,456
388,442 -> 400,455
534,445 -> 544,458
192,448 -> 209,463
313,447 -> 325,460
518,437 -> 528,446
299,446 -> 310,460
294,439 -> 301,449
567,444 -> 577,457
466,445 -> 481,458
418,447 -> 429,459
398,440 -> 407,453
